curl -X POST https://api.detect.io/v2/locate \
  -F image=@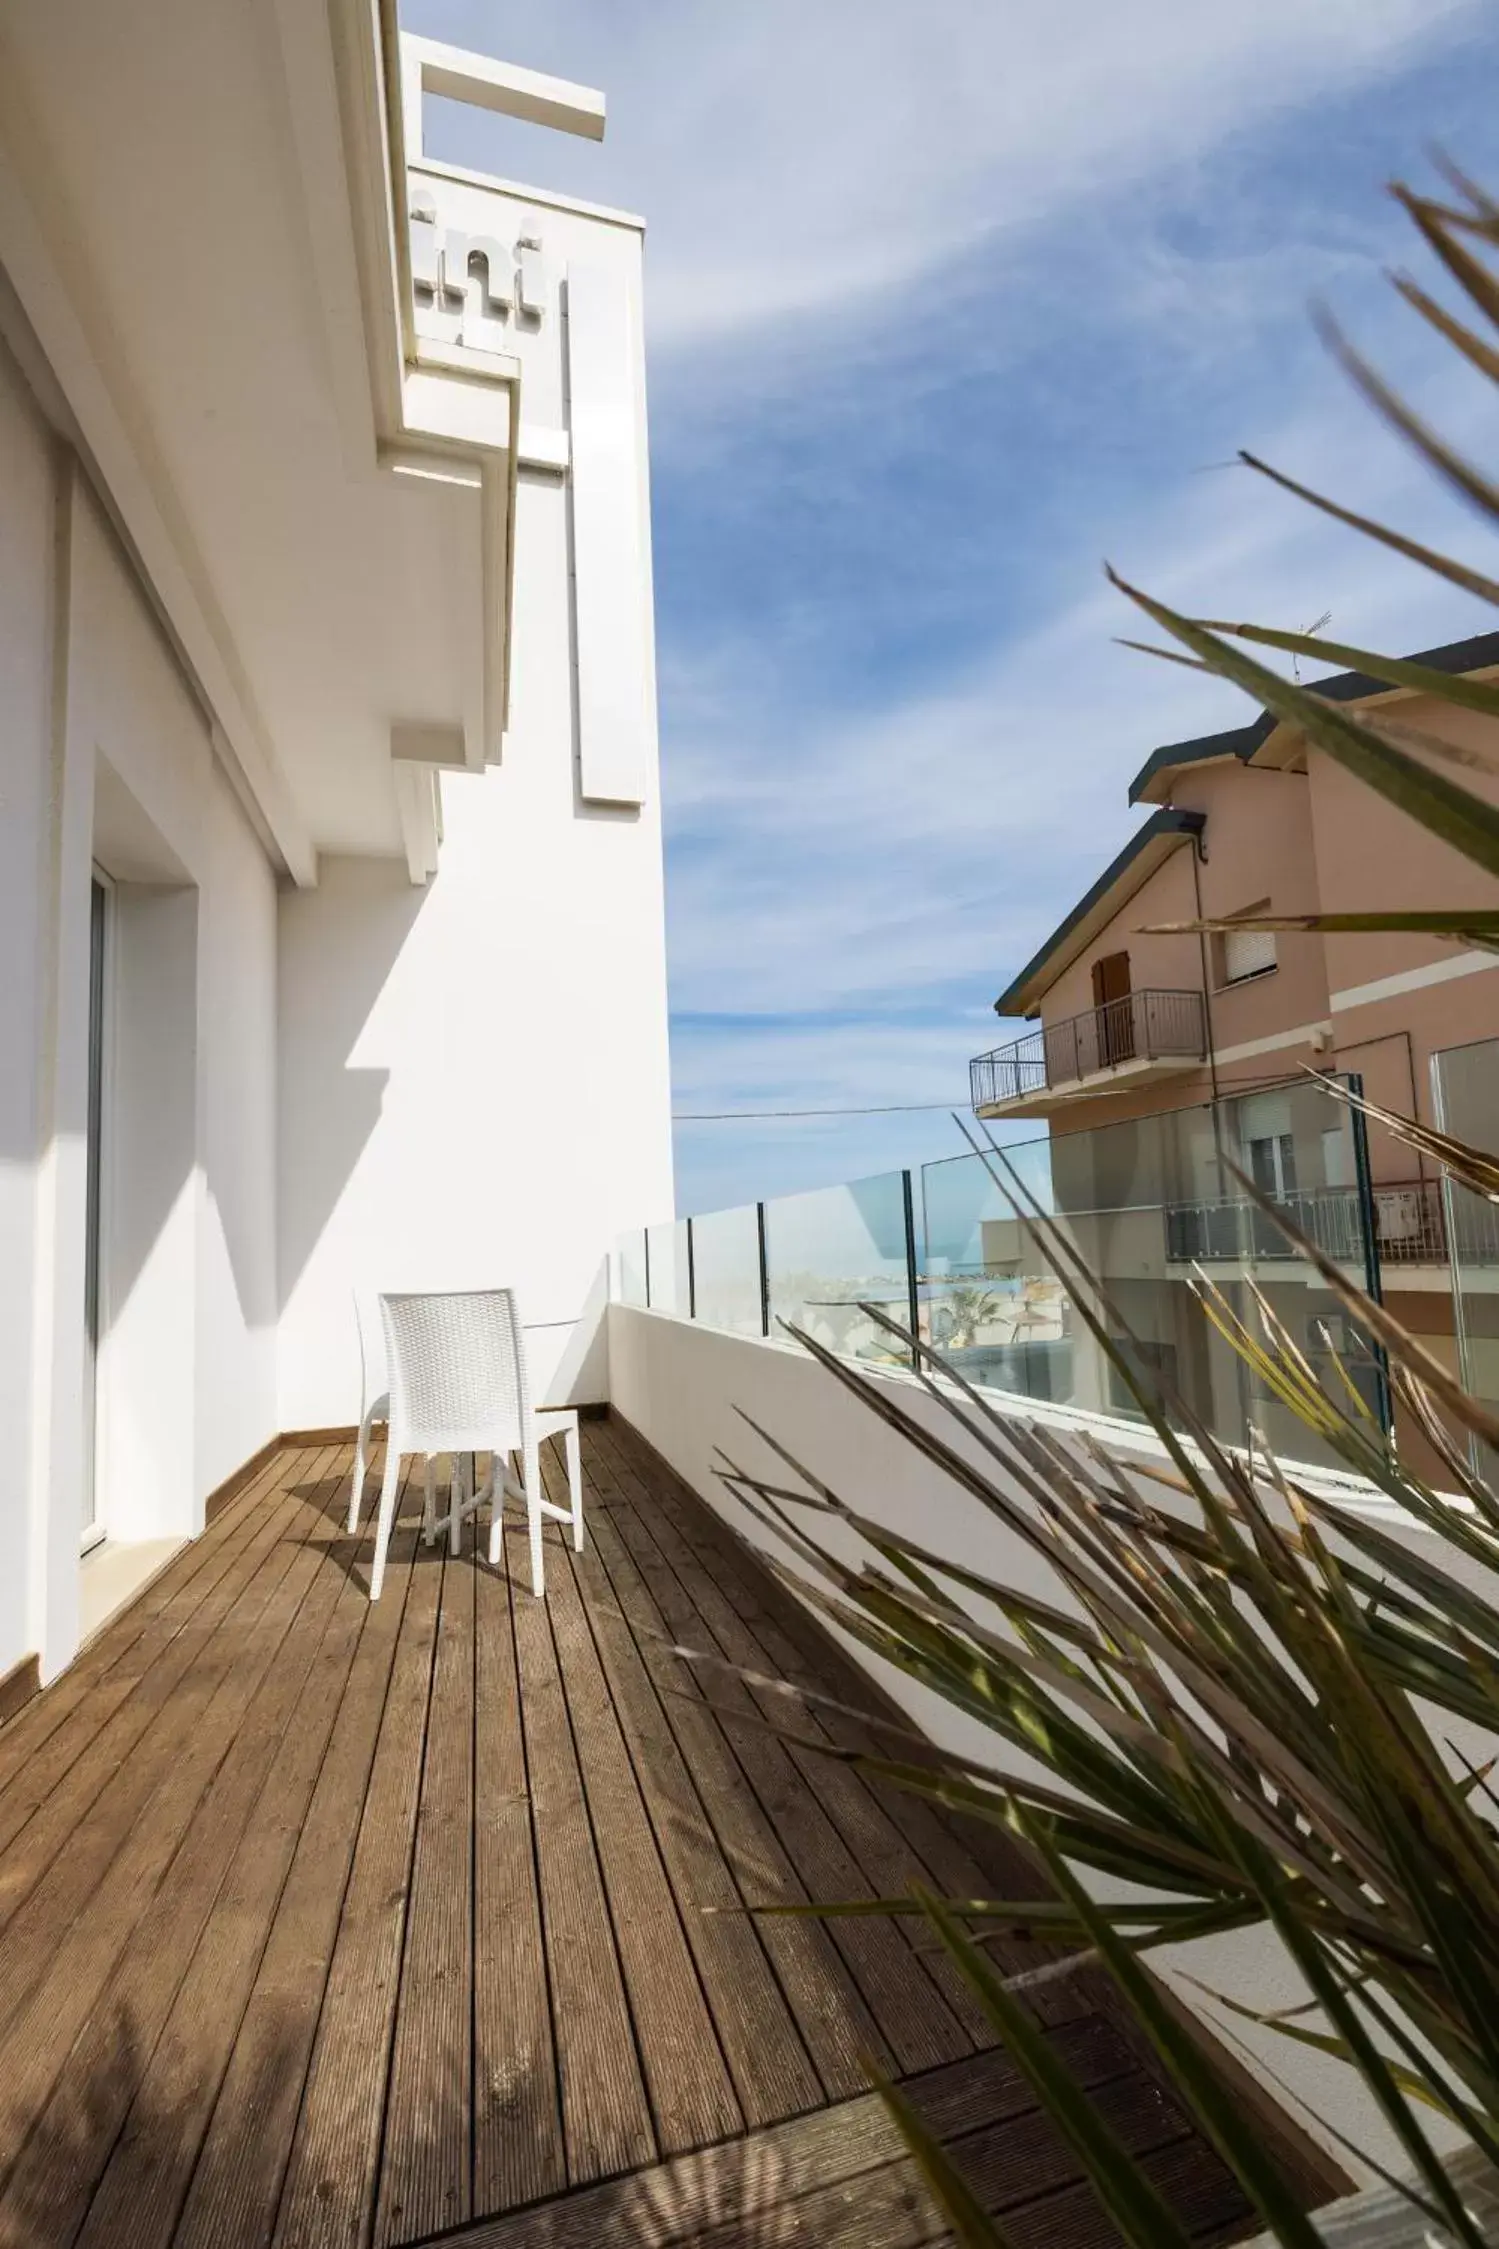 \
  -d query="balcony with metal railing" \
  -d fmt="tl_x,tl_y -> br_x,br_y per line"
970,988 -> 1208,1119
1166,1176 -> 1499,1275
